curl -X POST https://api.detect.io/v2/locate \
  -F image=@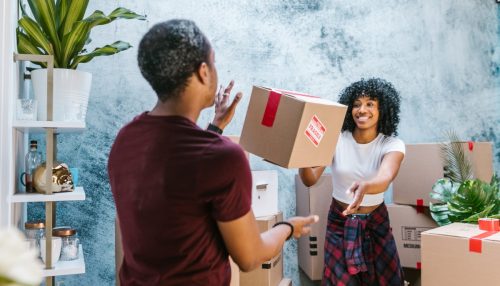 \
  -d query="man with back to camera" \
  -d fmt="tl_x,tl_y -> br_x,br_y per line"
108,19 -> 319,285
